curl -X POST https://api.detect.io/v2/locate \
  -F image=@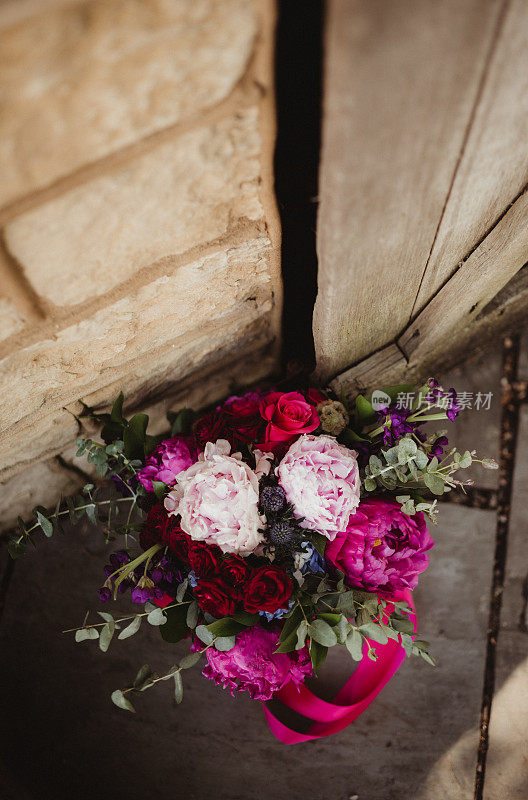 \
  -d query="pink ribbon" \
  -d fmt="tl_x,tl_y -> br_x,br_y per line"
262,588 -> 415,744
